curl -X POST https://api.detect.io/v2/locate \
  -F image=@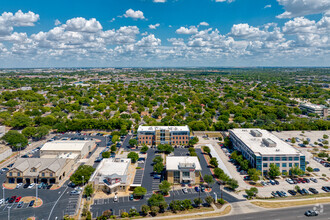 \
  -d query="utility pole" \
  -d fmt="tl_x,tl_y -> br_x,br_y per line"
36,178 -> 38,205
7,206 -> 11,220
